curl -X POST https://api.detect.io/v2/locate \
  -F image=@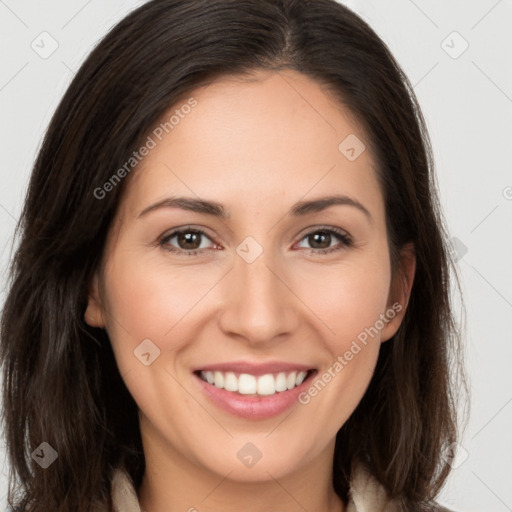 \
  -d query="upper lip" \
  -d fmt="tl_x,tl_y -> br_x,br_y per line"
193,361 -> 315,376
